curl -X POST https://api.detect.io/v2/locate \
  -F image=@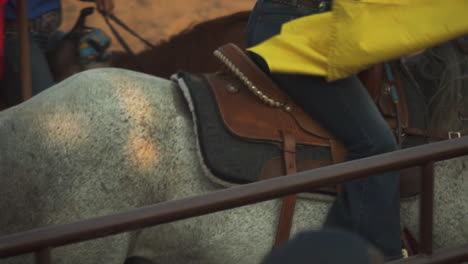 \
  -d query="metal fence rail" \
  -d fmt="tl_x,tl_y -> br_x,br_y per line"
1,136 -> 468,263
